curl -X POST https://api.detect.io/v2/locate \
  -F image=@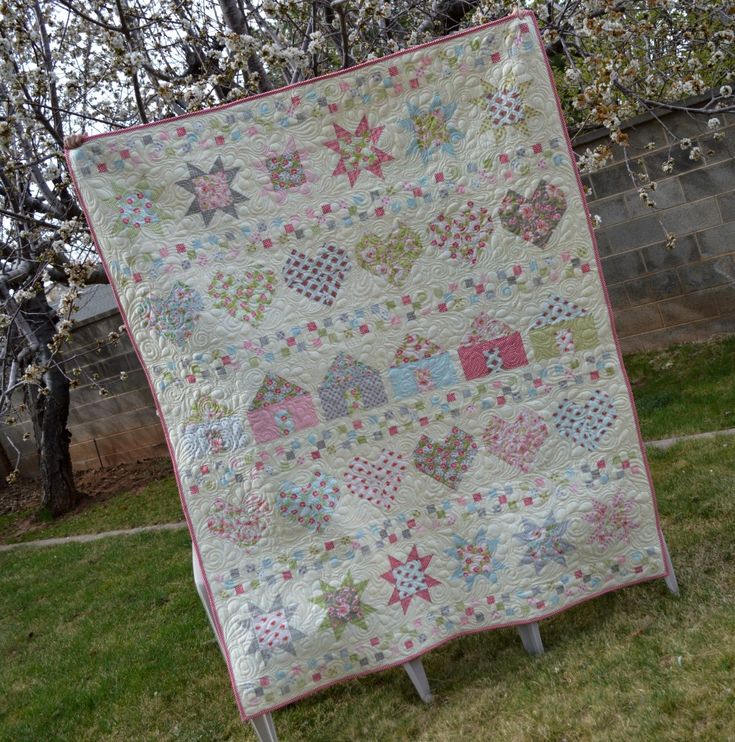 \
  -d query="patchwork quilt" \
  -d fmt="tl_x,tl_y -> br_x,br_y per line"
67,11 -> 668,721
